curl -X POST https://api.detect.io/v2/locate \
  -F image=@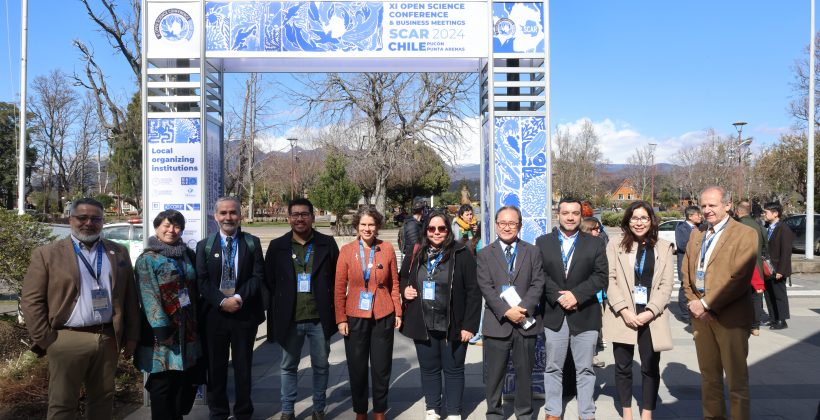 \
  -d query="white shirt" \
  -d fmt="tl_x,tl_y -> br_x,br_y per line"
64,236 -> 113,327
500,239 -> 518,271
559,229 -> 580,275
218,231 -> 242,303
700,215 -> 730,270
